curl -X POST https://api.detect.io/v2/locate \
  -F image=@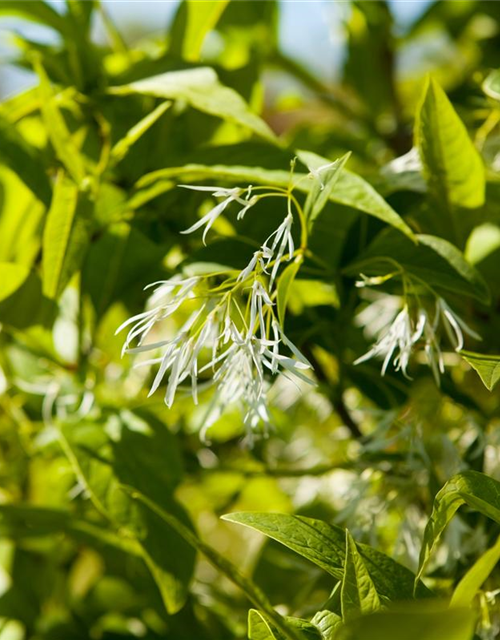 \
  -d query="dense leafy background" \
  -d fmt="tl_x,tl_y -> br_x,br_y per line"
1,2 -> 500,639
